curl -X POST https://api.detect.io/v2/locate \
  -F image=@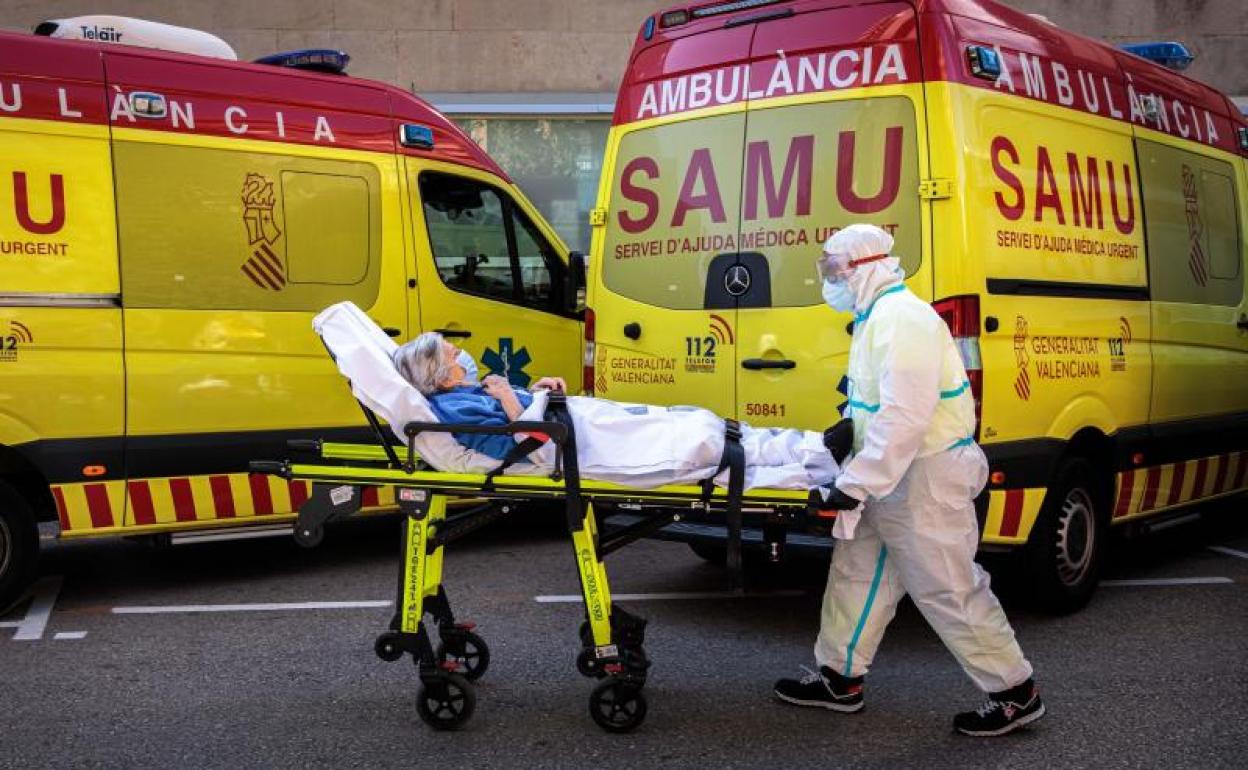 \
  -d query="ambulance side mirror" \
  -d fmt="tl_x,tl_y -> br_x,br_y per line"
563,251 -> 587,314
